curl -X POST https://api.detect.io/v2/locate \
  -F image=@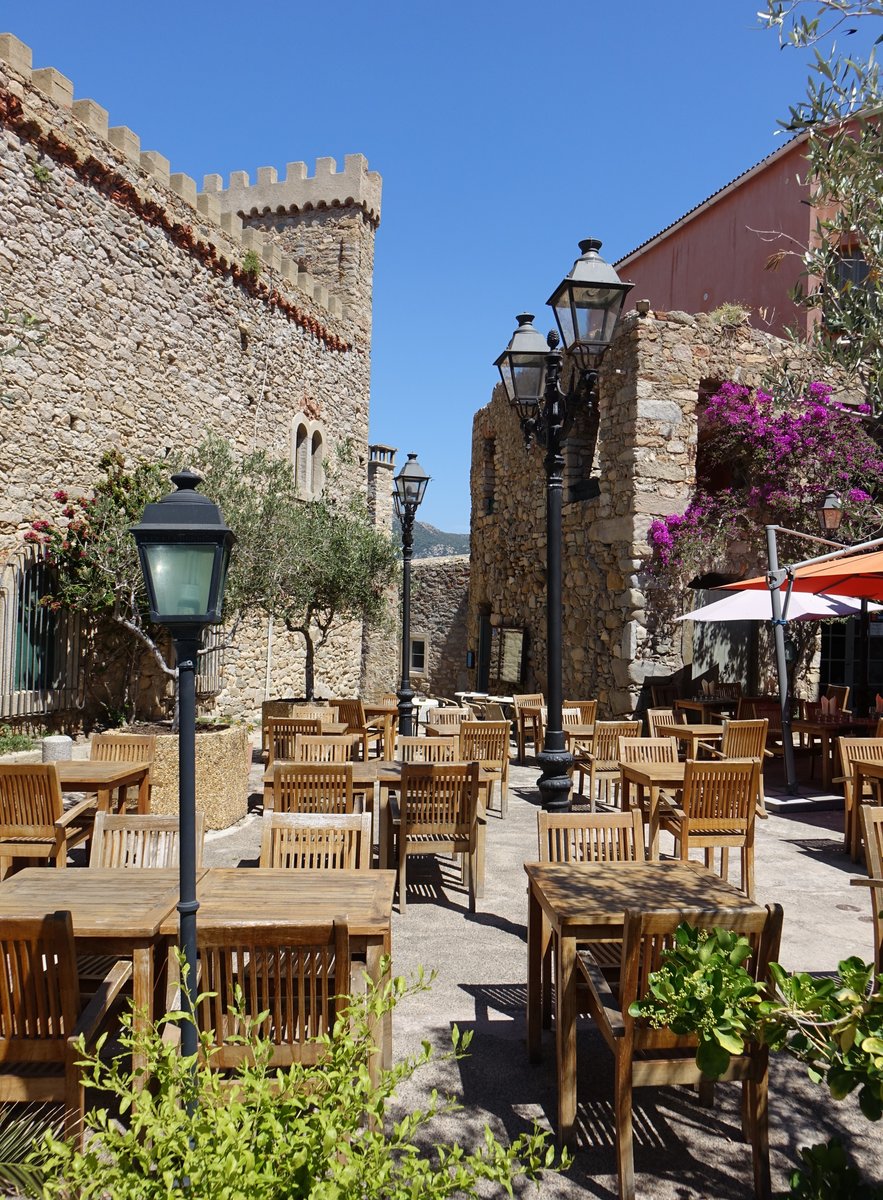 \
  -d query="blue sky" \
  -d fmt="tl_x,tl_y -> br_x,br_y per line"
6,2 -> 873,531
